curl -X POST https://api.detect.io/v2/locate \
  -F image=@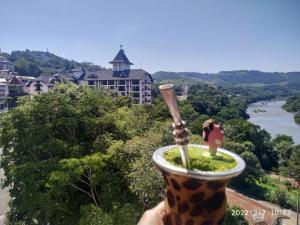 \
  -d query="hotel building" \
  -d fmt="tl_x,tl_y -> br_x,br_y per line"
84,47 -> 152,104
